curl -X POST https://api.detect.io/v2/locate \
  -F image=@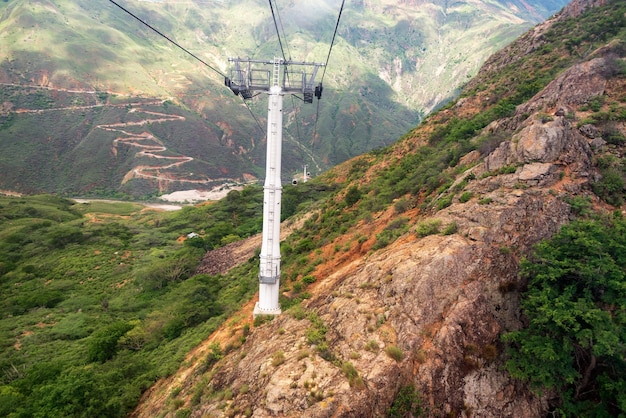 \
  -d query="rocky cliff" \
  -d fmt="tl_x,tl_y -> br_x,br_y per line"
132,0 -> 626,416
